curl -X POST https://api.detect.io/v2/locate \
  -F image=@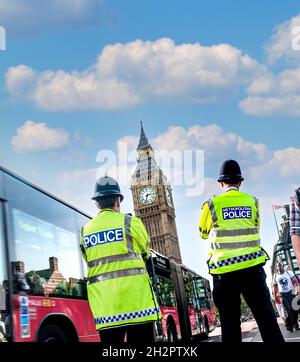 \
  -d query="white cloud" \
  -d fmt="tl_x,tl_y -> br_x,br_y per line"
5,38 -> 263,111
265,13 -> 300,64
59,168 -> 97,185
58,123 -> 272,208
73,130 -> 93,146
56,123 -> 299,201
239,13 -> 300,117
5,65 -> 140,111
0,0 -> 106,35
58,166 -> 134,217
111,124 -> 270,198
152,124 -> 269,163
247,147 -> 300,180
240,95 -> 300,116
131,124 -> 299,199
11,121 -> 69,153
240,67 -> 300,116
